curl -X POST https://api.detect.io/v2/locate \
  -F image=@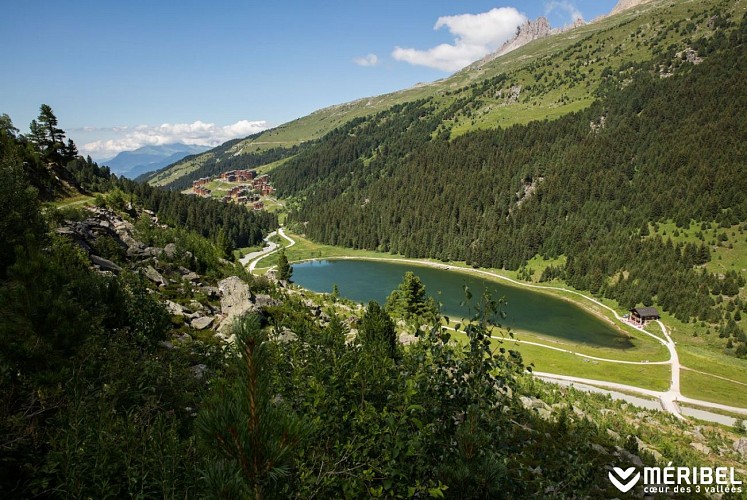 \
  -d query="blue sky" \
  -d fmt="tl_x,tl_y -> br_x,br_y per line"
1,0 -> 617,159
